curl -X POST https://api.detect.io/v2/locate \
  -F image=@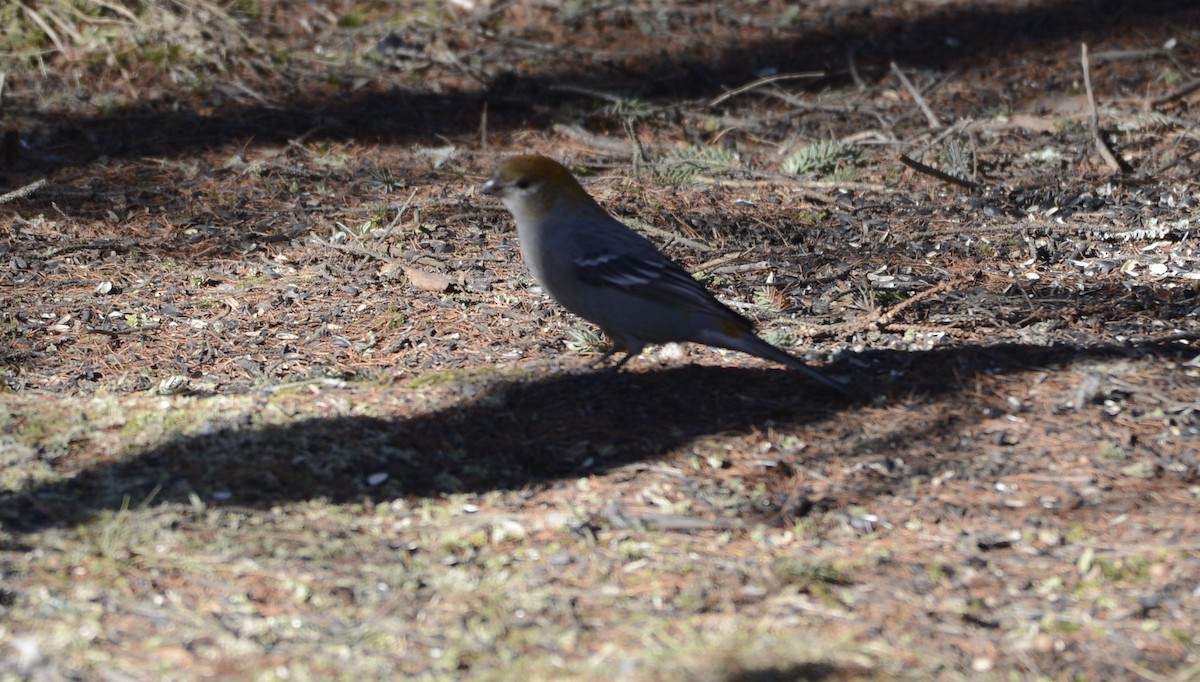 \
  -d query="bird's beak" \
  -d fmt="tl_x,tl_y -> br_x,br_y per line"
479,175 -> 500,196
